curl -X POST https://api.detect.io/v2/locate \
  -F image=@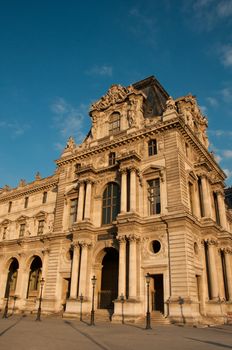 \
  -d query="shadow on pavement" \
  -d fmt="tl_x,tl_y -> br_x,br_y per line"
0,316 -> 25,337
64,320 -> 109,350
185,337 -> 232,349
